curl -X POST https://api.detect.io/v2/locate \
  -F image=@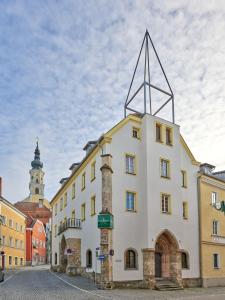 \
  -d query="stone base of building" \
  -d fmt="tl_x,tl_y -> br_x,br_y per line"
182,278 -> 202,288
202,277 -> 225,288
113,280 -> 147,289
66,266 -> 84,276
